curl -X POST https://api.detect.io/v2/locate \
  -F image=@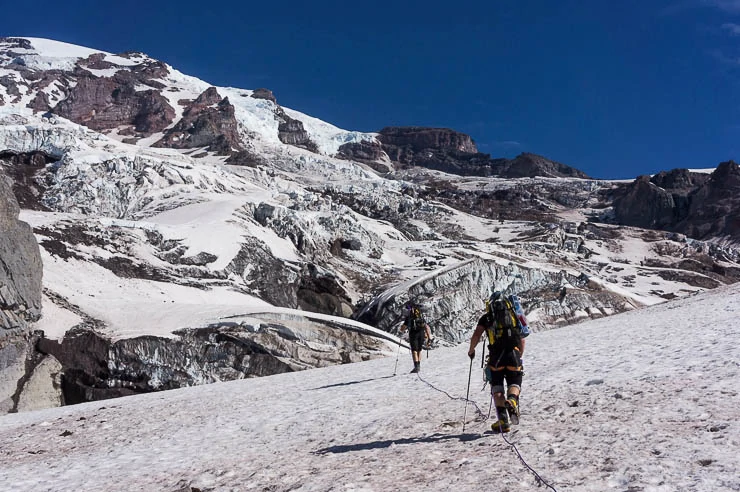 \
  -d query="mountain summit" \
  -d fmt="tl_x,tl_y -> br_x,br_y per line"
0,37 -> 588,179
